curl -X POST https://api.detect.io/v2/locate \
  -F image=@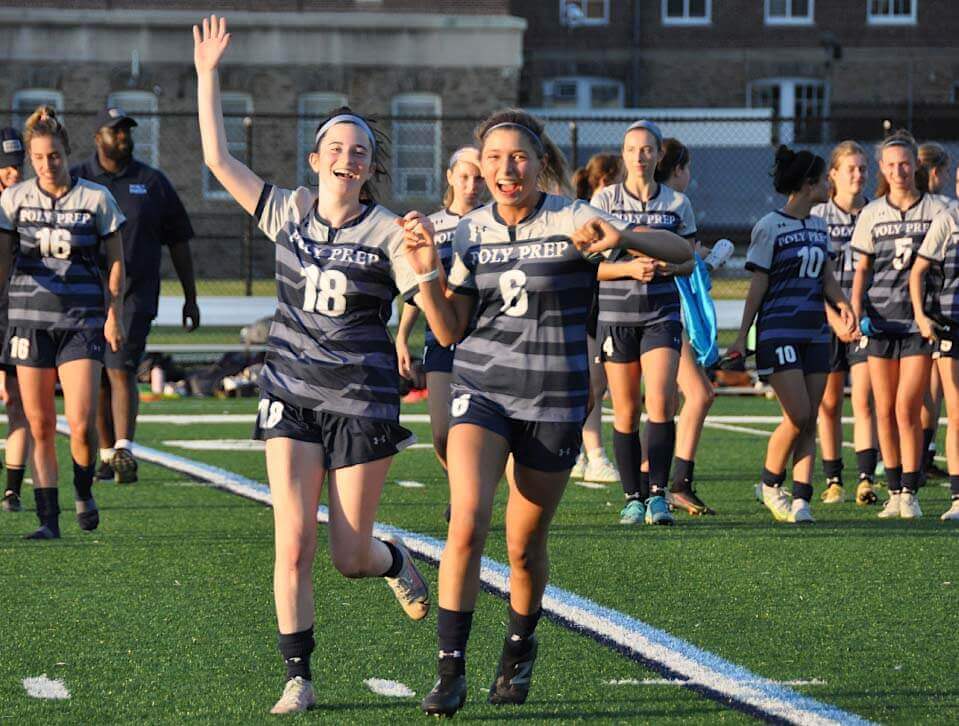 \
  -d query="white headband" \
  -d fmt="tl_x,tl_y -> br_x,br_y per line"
314,114 -> 376,153
483,122 -> 545,155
